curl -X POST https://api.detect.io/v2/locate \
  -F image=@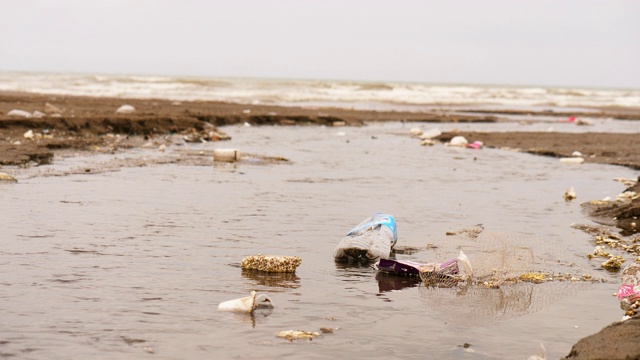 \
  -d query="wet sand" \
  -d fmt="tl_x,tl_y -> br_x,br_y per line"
2,91 -> 640,359
1,91 -> 639,169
